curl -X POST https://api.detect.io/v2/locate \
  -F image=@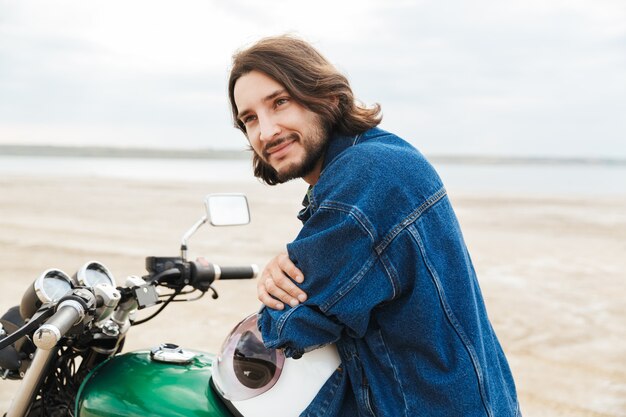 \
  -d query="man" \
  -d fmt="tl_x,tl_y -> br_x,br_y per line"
228,35 -> 521,416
